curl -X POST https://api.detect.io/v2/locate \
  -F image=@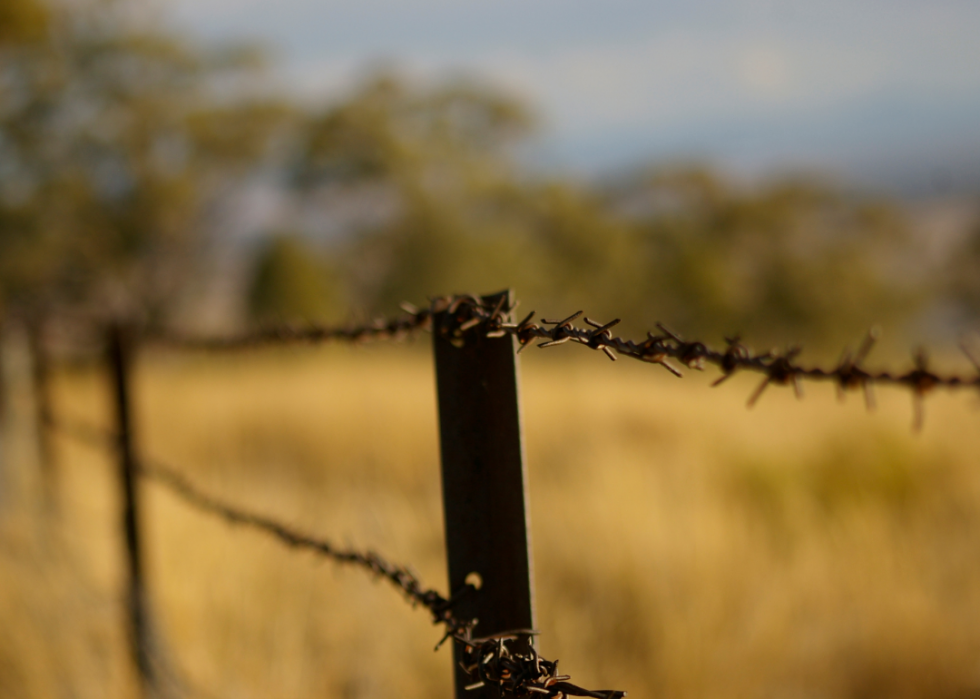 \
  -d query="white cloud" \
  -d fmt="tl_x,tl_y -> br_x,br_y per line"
737,46 -> 792,97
